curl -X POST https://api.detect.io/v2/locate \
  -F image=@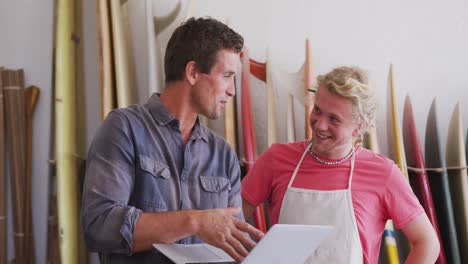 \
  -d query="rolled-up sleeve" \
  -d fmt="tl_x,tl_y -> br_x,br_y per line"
81,111 -> 140,254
